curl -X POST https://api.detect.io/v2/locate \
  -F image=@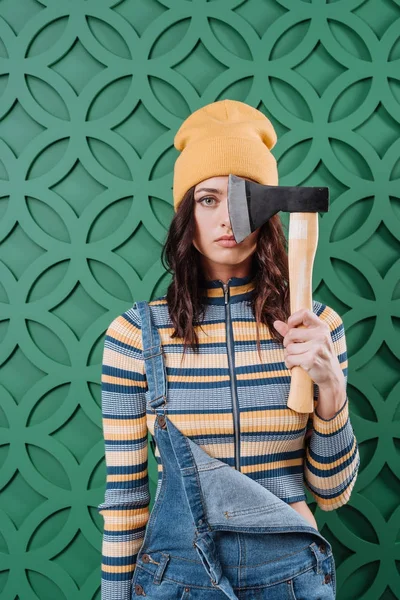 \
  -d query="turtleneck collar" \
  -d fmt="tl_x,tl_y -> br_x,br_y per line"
201,273 -> 256,304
